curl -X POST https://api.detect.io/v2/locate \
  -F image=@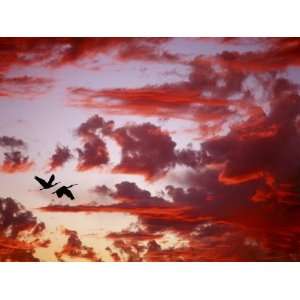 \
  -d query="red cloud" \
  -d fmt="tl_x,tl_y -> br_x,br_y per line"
0,151 -> 33,173
0,75 -> 54,99
68,85 -> 233,122
214,38 -> 300,72
0,236 -> 40,262
117,42 -> 181,63
67,55 -> 248,128
67,39 -> 300,147
0,38 -> 174,72
55,228 -> 100,262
